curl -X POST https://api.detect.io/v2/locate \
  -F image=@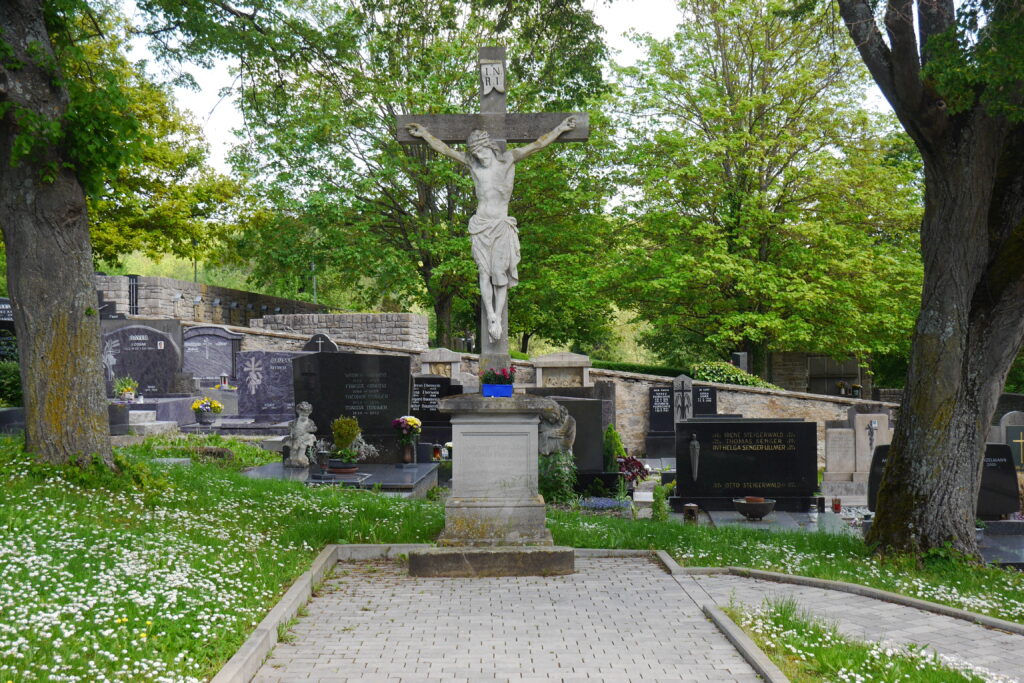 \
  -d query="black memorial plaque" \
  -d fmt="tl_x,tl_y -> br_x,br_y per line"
0,298 -> 12,322
183,326 -> 243,383
303,334 -> 339,353
869,444 -> 1021,519
101,324 -> 182,396
236,351 -> 306,421
412,375 -> 462,445
648,386 -> 674,433
692,386 -> 718,416
293,352 -> 411,456
673,419 -> 817,510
